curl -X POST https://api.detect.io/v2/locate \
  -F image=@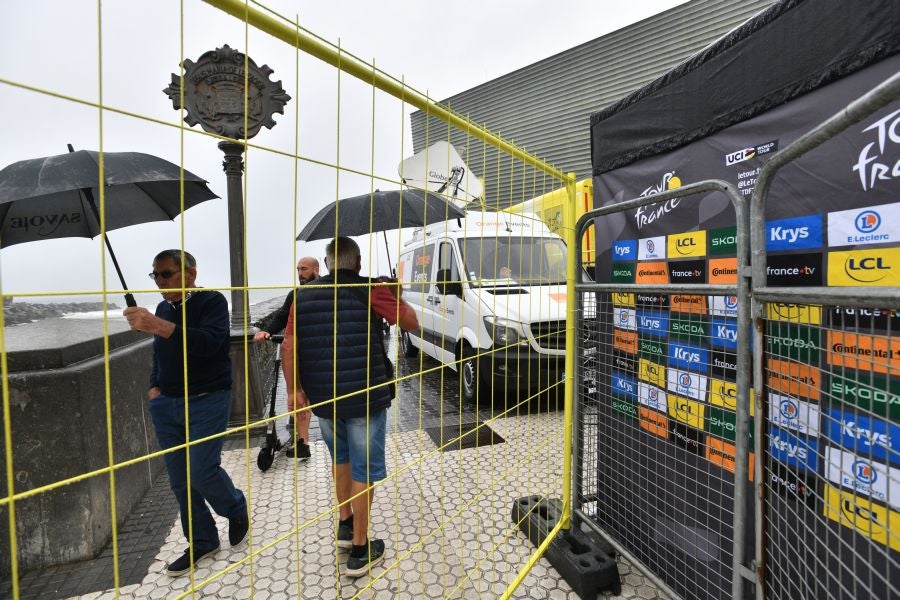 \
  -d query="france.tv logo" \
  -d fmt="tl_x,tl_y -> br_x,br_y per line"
856,210 -> 881,233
